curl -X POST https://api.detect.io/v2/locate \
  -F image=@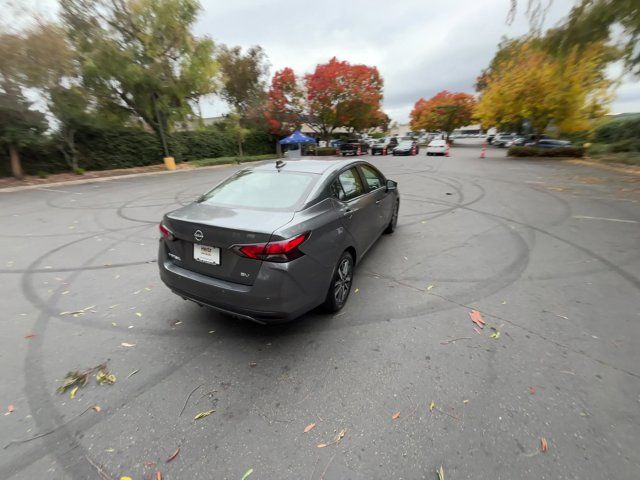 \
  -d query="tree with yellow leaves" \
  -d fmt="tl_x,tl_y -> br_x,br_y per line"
475,39 -> 614,135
